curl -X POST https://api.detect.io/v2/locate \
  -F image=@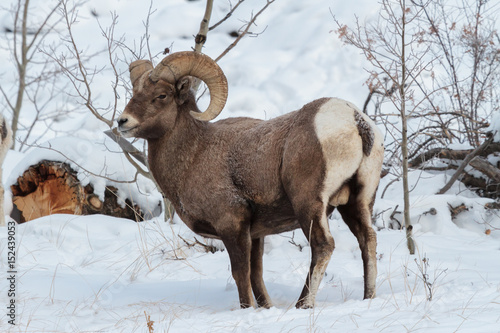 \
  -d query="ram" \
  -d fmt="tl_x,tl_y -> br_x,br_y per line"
117,51 -> 384,309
